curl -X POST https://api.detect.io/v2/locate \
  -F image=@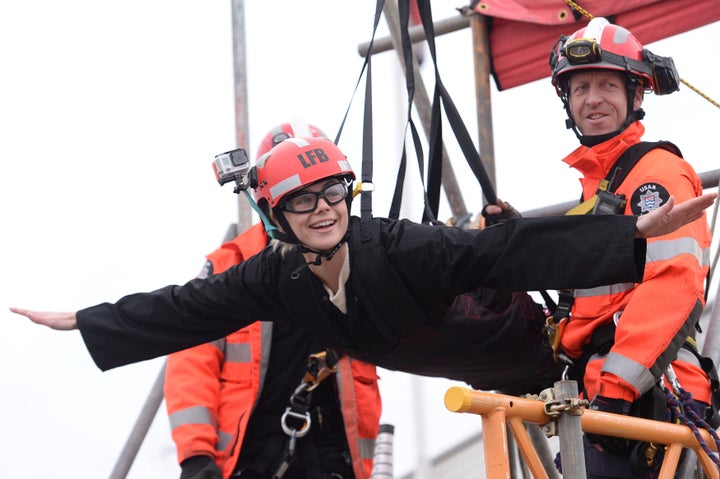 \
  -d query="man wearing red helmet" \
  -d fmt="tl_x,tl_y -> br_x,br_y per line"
548,17 -> 717,477
164,122 -> 382,479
